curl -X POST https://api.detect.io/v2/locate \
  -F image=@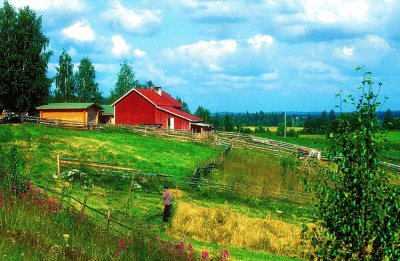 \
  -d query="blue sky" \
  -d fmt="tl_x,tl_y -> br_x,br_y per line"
7,0 -> 400,113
